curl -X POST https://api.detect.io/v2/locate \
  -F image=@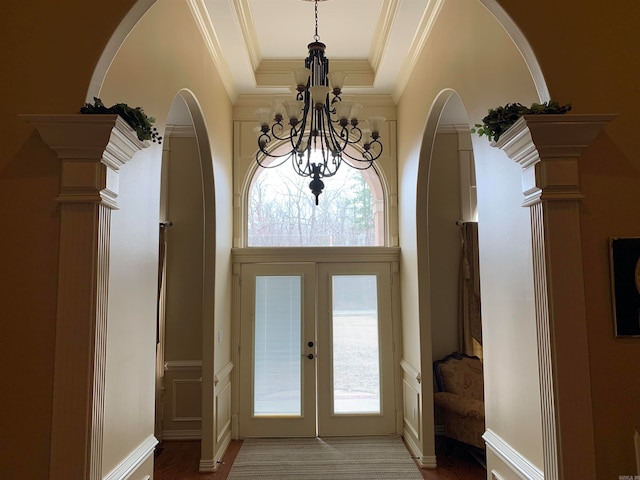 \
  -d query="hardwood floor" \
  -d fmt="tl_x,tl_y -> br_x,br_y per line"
154,437 -> 486,480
